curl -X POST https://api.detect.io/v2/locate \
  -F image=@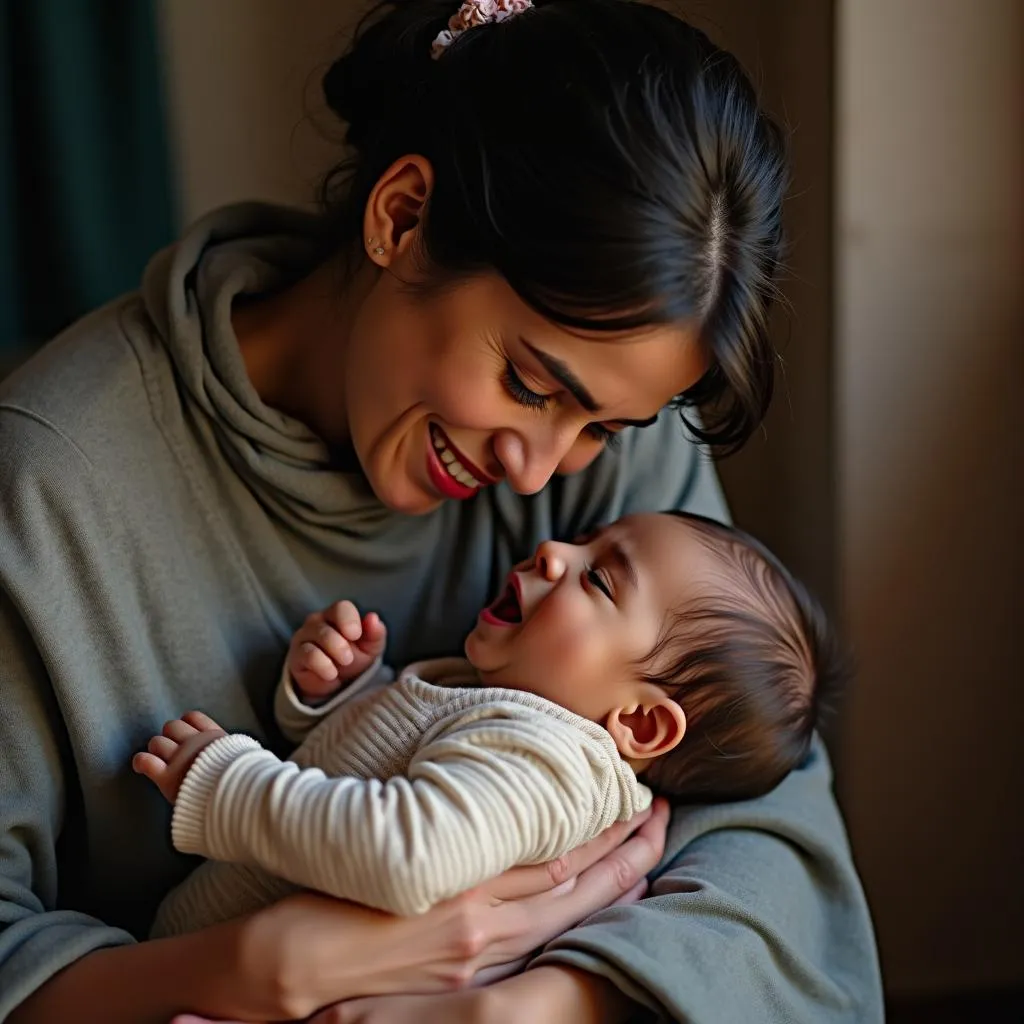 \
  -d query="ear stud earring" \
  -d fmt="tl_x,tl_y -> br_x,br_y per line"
367,237 -> 386,257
